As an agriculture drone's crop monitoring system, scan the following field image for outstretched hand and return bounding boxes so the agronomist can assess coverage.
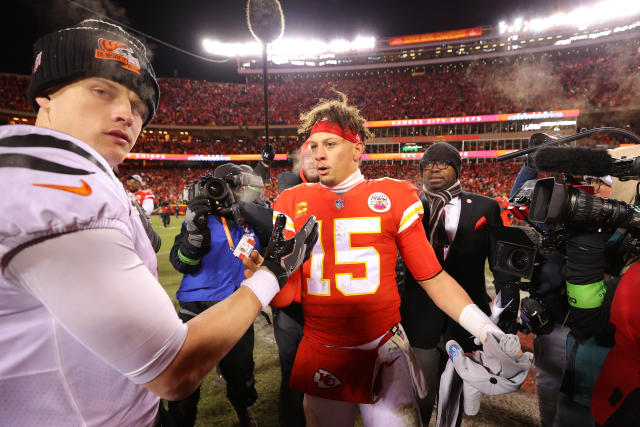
[447,333,532,396]
[261,214,318,287]
[243,250,263,279]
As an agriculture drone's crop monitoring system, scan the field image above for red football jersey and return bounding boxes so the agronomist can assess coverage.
[134,189,155,206]
[272,178,441,346]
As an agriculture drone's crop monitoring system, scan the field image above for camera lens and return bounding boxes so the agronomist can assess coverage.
[507,249,530,272]
[203,177,229,201]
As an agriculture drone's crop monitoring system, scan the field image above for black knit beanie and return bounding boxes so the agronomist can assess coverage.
[28,19,159,127]
[420,142,461,177]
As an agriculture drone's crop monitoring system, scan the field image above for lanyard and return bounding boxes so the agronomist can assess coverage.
[220,216,236,250]
[221,216,251,251]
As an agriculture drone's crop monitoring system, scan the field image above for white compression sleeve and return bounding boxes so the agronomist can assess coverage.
[458,304,504,343]
[142,198,155,216]
[241,267,280,309]
[6,228,187,384]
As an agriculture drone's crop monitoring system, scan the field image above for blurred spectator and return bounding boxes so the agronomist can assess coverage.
[118,160,520,206]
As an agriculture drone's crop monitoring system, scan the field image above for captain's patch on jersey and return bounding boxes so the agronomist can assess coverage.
[367,192,391,213]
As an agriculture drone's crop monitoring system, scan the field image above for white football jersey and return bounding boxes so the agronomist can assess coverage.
[0,125,160,426]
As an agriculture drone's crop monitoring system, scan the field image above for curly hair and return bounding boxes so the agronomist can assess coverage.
[298,90,373,142]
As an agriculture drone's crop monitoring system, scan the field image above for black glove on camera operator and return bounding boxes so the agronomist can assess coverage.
[260,143,275,167]
[495,279,521,335]
[171,163,274,276]
[517,249,568,336]
[170,196,212,273]
[564,230,616,346]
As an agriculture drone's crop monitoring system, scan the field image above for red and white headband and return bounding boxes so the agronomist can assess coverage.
[310,118,363,145]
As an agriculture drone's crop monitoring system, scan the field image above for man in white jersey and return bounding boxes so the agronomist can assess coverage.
[0,19,316,426]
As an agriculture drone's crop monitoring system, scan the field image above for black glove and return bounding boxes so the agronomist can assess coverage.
[262,214,318,287]
[260,143,275,166]
[519,297,553,335]
[185,197,211,250]
[494,278,520,335]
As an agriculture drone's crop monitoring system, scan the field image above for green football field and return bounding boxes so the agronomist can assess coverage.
[150,216,538,427]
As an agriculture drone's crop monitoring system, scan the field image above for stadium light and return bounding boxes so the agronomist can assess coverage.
[499,0,640,34]
[202,35,376,61]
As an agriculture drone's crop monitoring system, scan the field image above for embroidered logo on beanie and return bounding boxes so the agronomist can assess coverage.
[95,38,141,74]
[28,19,159,127]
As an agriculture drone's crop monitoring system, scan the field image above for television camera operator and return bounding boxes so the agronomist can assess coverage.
[505,146,572,427]
[497,140,640,426]
[168,163,271,427]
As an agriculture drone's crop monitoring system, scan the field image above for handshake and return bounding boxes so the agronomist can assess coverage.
[261,213,318,287]
[241,214,318,307]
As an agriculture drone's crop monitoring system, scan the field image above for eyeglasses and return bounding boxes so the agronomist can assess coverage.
[423,160,453,170]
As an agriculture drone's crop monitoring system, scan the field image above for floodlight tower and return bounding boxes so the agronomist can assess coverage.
[246,0,285,167]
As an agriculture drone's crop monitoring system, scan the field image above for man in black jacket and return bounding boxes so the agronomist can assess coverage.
[399,143,518,424]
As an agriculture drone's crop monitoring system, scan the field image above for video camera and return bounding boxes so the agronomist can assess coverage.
[490,127,640,281]
[485,128,640,335]
[182,170,264,216]
[491,175,640,279]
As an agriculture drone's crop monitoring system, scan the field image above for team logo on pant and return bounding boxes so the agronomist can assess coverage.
[313,368,341,389]
[367,192,391,212]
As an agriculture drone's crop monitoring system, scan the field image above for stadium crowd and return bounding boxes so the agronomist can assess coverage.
[4,16,640,427]
[118,159,521,206]
[133,133,302,155]
[2,42,639,127]
[105,42,640,126]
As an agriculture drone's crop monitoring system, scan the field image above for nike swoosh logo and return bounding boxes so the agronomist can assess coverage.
[385,356,401,367]
[33,179,92,196]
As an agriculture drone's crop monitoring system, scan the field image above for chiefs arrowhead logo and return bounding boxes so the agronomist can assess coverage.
[313,368,341,389]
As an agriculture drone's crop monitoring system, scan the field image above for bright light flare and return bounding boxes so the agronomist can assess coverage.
[203,35,376,61]
[202,39,261,57]
[499,0,640,34]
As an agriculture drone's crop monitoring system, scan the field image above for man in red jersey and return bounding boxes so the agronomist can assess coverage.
[127,173,156,217]
[269,93,522,426]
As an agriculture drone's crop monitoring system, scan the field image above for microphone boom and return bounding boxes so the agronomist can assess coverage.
[533,147,612,177]
[247,0,285,44]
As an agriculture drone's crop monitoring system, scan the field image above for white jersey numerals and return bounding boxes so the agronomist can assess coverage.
[307,221,330,296]
[306,218,382,296]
